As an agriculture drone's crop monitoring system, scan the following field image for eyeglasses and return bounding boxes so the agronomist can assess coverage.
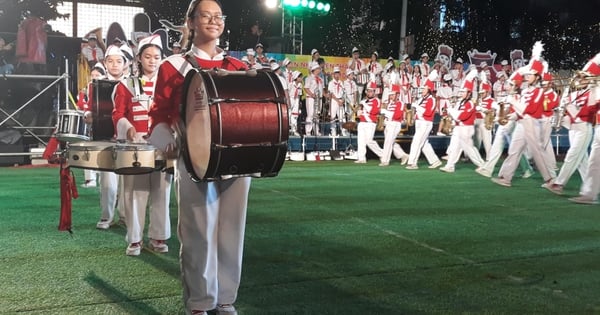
[195,12,227,24]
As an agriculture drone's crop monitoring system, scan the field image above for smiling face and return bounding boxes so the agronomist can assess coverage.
[187,0,225,45]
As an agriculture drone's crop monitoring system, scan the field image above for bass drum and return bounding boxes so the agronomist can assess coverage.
[90,79,118,140]
[181,69,289,182]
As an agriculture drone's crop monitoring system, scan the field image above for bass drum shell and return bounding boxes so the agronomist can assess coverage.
[181,69,289,181]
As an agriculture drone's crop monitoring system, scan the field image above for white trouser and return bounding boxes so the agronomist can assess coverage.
[481,121,515,171]
[123,171,172,244]
[289,97,300,133]
[407,119,440,166]
[445,125,484,169]
[498,117,552,182]
[356,122,382,161]
[329,99,343,136]
[176,159,251,313]
[84,169,97,182]
[474,118,492,159]
[305,97,320,135]
[580,125,600,200]
[381,121,407,163]
[554,122,592,186]
[539,117,557,177]
[99,171,125,223]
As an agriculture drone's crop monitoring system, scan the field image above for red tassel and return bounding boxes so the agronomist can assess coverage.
[43,136,59,161]
[59,165,73,233]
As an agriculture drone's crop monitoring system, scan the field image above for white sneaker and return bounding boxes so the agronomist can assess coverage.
[406,164,418,170]
[522,169,534,179]
[439,166,455,173]
[378,162,389,167]
[96,220,110,230]
[428,160,442,169]
[491,177,511,187]
[475,168,492,178]
[216,304,237,315]
[149,239,168,253]
[354,160,367,164]
[568,195,599,205]
[400,155,409,165]
[126,242,142,256]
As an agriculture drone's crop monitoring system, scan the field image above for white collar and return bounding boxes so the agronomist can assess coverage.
[191,45,225,61]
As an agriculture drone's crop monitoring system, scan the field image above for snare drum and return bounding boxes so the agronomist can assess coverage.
[181,68,289,181]
[66,141,114,171]
[56,110,89,142]
[113,143,156,175]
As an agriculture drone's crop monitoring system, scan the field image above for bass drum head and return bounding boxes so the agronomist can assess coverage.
[182,69,211,180]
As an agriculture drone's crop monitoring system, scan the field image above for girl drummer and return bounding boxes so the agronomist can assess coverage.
[147,1,249,314]
[112,34,172,256]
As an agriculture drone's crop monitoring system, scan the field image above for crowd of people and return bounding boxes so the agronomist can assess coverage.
[15,0,596,313]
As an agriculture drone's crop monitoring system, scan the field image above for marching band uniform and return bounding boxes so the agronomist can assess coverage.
[328,67,345,136]
[379,85,409,166]
[450,58,465,91]
[435,74,454,136]
[254,43,269,66]
[570,53,600,204]
[304,62,324,136]
[344,68,359,112]
[289,71,303,136]
[97,44,129,230]
[473,74,494,159]
[440,69,484,172]
[544,77,596,194]
[493,71,510,99]
[539,73,559,177]
[406,70,442,169]
[368,52,383,95]
[148,45,250,315]
[419,53,430,75]
[347,47,367,96]
[398,61,412,105]
[381,60,399,103]
[492,42,553,187]
[355,81,383,163]
[112,35,171,256]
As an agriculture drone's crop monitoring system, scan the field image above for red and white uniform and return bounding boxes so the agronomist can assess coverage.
[578,87,600,201]
[444,99,484,170]
[148,46,250,312]
[497,86,553,183]
[289,80,303,135]
[398,69,412,104]
[407,94,441,166]
[81,45,104,65]
[328,78,345,135]
[380,99,408,164]
[303,73,324,135]
[540,88,560,176]
[474,96,495,159]
[553,89,597,187]
[347,57,366,76]
[112,75,172,249]
[356,97,383,162]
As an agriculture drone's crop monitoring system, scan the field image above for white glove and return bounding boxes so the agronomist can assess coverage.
[414,105,425,116]
[448,108,459,120]
[507,112,518,121]
[147,123,176,152]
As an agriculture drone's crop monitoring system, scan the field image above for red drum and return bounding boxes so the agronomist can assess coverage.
[181,69,289,182]
[90,79,118,141]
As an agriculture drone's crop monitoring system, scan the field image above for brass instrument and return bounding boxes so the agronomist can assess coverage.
[484,109,495,130]
[497,102,510,126]
[376,100,389,132]
[551,75,577,130]
[405,104,415,127]
[440,113,453,135]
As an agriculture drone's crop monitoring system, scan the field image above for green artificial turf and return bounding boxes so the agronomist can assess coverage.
[0,161,599,315]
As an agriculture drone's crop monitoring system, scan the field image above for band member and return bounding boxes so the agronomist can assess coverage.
[327,67,345,136]
[539,72,559,177]
[355,81,383,163]
[244,48,262,69]
[289,71,303,136]
[440,69,484,172]
[308,48,320,72]
[398,60,412,104]
[347,46,367,96]
[493,71,509,99]
[112,35,172,256]
[96,44,130,230]
[77,63,105,188]
[254,42,269,66]
[368,51,383,95]
[492,41,554,187]
[406,70,442,169]
[544,72,597,195]
[435,74,454,136]
[451,57,465,91]
[379,85,409,166]
[381,59,399,103]
[474,72,493,159]
[147,1,251,313]
[419,53,430,75]
[569,53,600,204]
[304,62,324,136]
[501,59,512,78]
[81,33,104,67]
